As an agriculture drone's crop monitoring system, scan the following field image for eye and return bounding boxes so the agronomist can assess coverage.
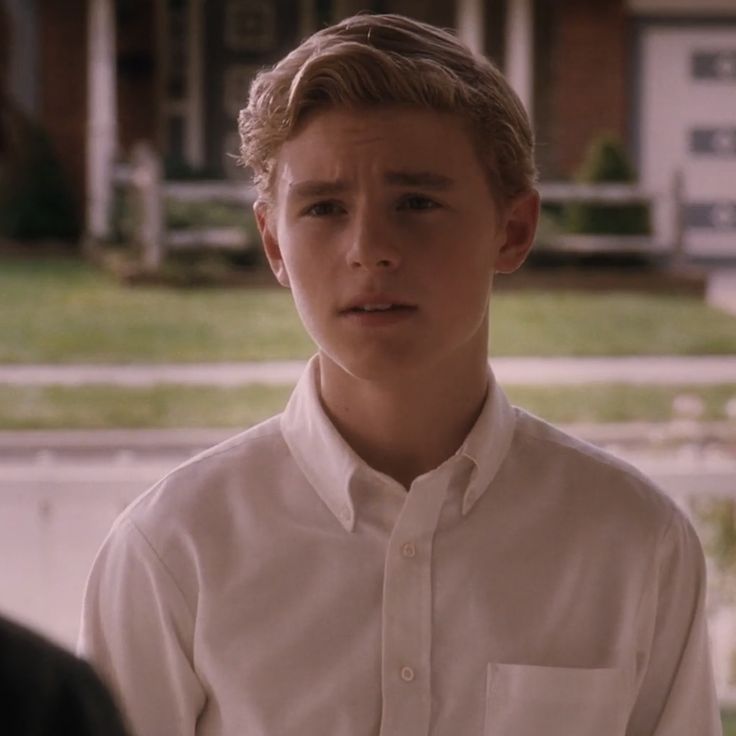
[398,194,440,211]
[303,200,345,217]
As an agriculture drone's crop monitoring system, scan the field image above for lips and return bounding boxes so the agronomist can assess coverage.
[344,303,415,314]
[352,303,394,312]
[340,295,417,314]
[337,296,418,327]
[340,302,417,316]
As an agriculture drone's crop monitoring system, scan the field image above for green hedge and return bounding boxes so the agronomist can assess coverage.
[565,134,651,236]
[0,101,80,241]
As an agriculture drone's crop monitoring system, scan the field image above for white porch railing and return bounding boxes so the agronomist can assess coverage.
[113,143,686,270]
[113,142,257,271]
[537,173,686,260]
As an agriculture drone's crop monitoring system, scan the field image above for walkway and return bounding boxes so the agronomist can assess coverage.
[0,356,734,386]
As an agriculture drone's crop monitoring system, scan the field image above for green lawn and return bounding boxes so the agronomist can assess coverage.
[1,383,732,430]
[506,383,736,425]
[724,710,736,736]
[1,258,735,363]
[0,383,292,430]
[0,258,314,363]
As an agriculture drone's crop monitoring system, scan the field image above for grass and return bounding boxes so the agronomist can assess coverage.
[0,383,733,430]
[1,257,736,363]
[505,383,736,424]
[0,384,292,430]
[724,711,736,736]
[490,290,736,356]
[0,258,314,363]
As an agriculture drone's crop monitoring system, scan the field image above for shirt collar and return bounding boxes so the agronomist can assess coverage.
[280,356,362,532]
[458,367,518,515]
[280,356,517,531]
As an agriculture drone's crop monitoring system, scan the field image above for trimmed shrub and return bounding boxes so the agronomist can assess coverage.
[565,134,651,236]
[0,101,80,242]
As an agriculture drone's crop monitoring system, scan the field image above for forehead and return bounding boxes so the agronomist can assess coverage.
[273,106,487,193]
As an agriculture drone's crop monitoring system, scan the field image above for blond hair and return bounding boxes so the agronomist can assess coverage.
[238,13,536,204]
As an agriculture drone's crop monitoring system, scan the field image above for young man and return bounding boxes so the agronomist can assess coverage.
[79,13,721,736]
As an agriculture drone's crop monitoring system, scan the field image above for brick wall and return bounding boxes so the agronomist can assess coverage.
[39,0,87,219]
[0,3,8,97]
[538,0,629,178]
[38,1,157,226]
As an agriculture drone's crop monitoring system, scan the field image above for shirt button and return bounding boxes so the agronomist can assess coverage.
[401,542,416,558]
[400,666,415,682]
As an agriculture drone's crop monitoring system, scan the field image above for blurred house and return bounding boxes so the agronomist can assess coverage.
[1,0,735,257]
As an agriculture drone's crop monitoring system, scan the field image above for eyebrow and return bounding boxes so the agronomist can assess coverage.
[288,180,349,198]
[287,170,456,198]
[384,170,455,189]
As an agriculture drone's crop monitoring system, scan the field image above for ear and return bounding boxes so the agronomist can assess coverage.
[254,200,290,288]
[494,189,540,274]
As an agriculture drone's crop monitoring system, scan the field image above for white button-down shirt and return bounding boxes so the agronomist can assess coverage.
[79,357,721,736]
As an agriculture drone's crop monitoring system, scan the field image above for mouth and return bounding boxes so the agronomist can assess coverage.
[341,303,416,315]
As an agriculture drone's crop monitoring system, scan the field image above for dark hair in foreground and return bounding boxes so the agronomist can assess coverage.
[0,615,129,736]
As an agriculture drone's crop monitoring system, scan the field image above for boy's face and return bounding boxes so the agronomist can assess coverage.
[255,106,538,383]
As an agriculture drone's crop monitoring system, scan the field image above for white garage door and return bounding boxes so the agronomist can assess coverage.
[639,23,736,257]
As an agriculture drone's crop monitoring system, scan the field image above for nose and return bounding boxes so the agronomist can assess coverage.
[346,210,401,271]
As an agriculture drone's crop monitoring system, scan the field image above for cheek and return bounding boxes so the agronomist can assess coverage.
[288,286,327,350]
[438,234,496,288]
[282,248,324,293]
[279,248,331,328]
[436,252,494,324]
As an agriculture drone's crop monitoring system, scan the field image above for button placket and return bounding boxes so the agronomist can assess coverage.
[380,467,452,735]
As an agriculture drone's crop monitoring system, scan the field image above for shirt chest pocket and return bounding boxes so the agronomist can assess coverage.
[484,663,629,736]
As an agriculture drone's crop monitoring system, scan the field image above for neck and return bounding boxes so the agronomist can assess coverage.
[318,352,489,489]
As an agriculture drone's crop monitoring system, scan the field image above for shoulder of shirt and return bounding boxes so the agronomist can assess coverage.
[90,416,289,616]
[510,405,682,532]
[113,413,285,532]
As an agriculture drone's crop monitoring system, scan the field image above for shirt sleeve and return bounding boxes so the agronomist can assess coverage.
[78,517,206,736]
[627,506,722,736]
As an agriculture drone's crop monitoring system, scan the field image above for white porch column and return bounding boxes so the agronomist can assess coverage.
[505,0,534,119]
[86,0,118,241]
[456,0,485,55]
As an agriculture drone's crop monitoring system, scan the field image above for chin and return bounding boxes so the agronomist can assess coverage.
[318,343,427,384]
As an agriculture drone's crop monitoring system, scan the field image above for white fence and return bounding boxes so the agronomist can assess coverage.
[114,142,257,270]
[537,174,685,260]
[113,143,687,270]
